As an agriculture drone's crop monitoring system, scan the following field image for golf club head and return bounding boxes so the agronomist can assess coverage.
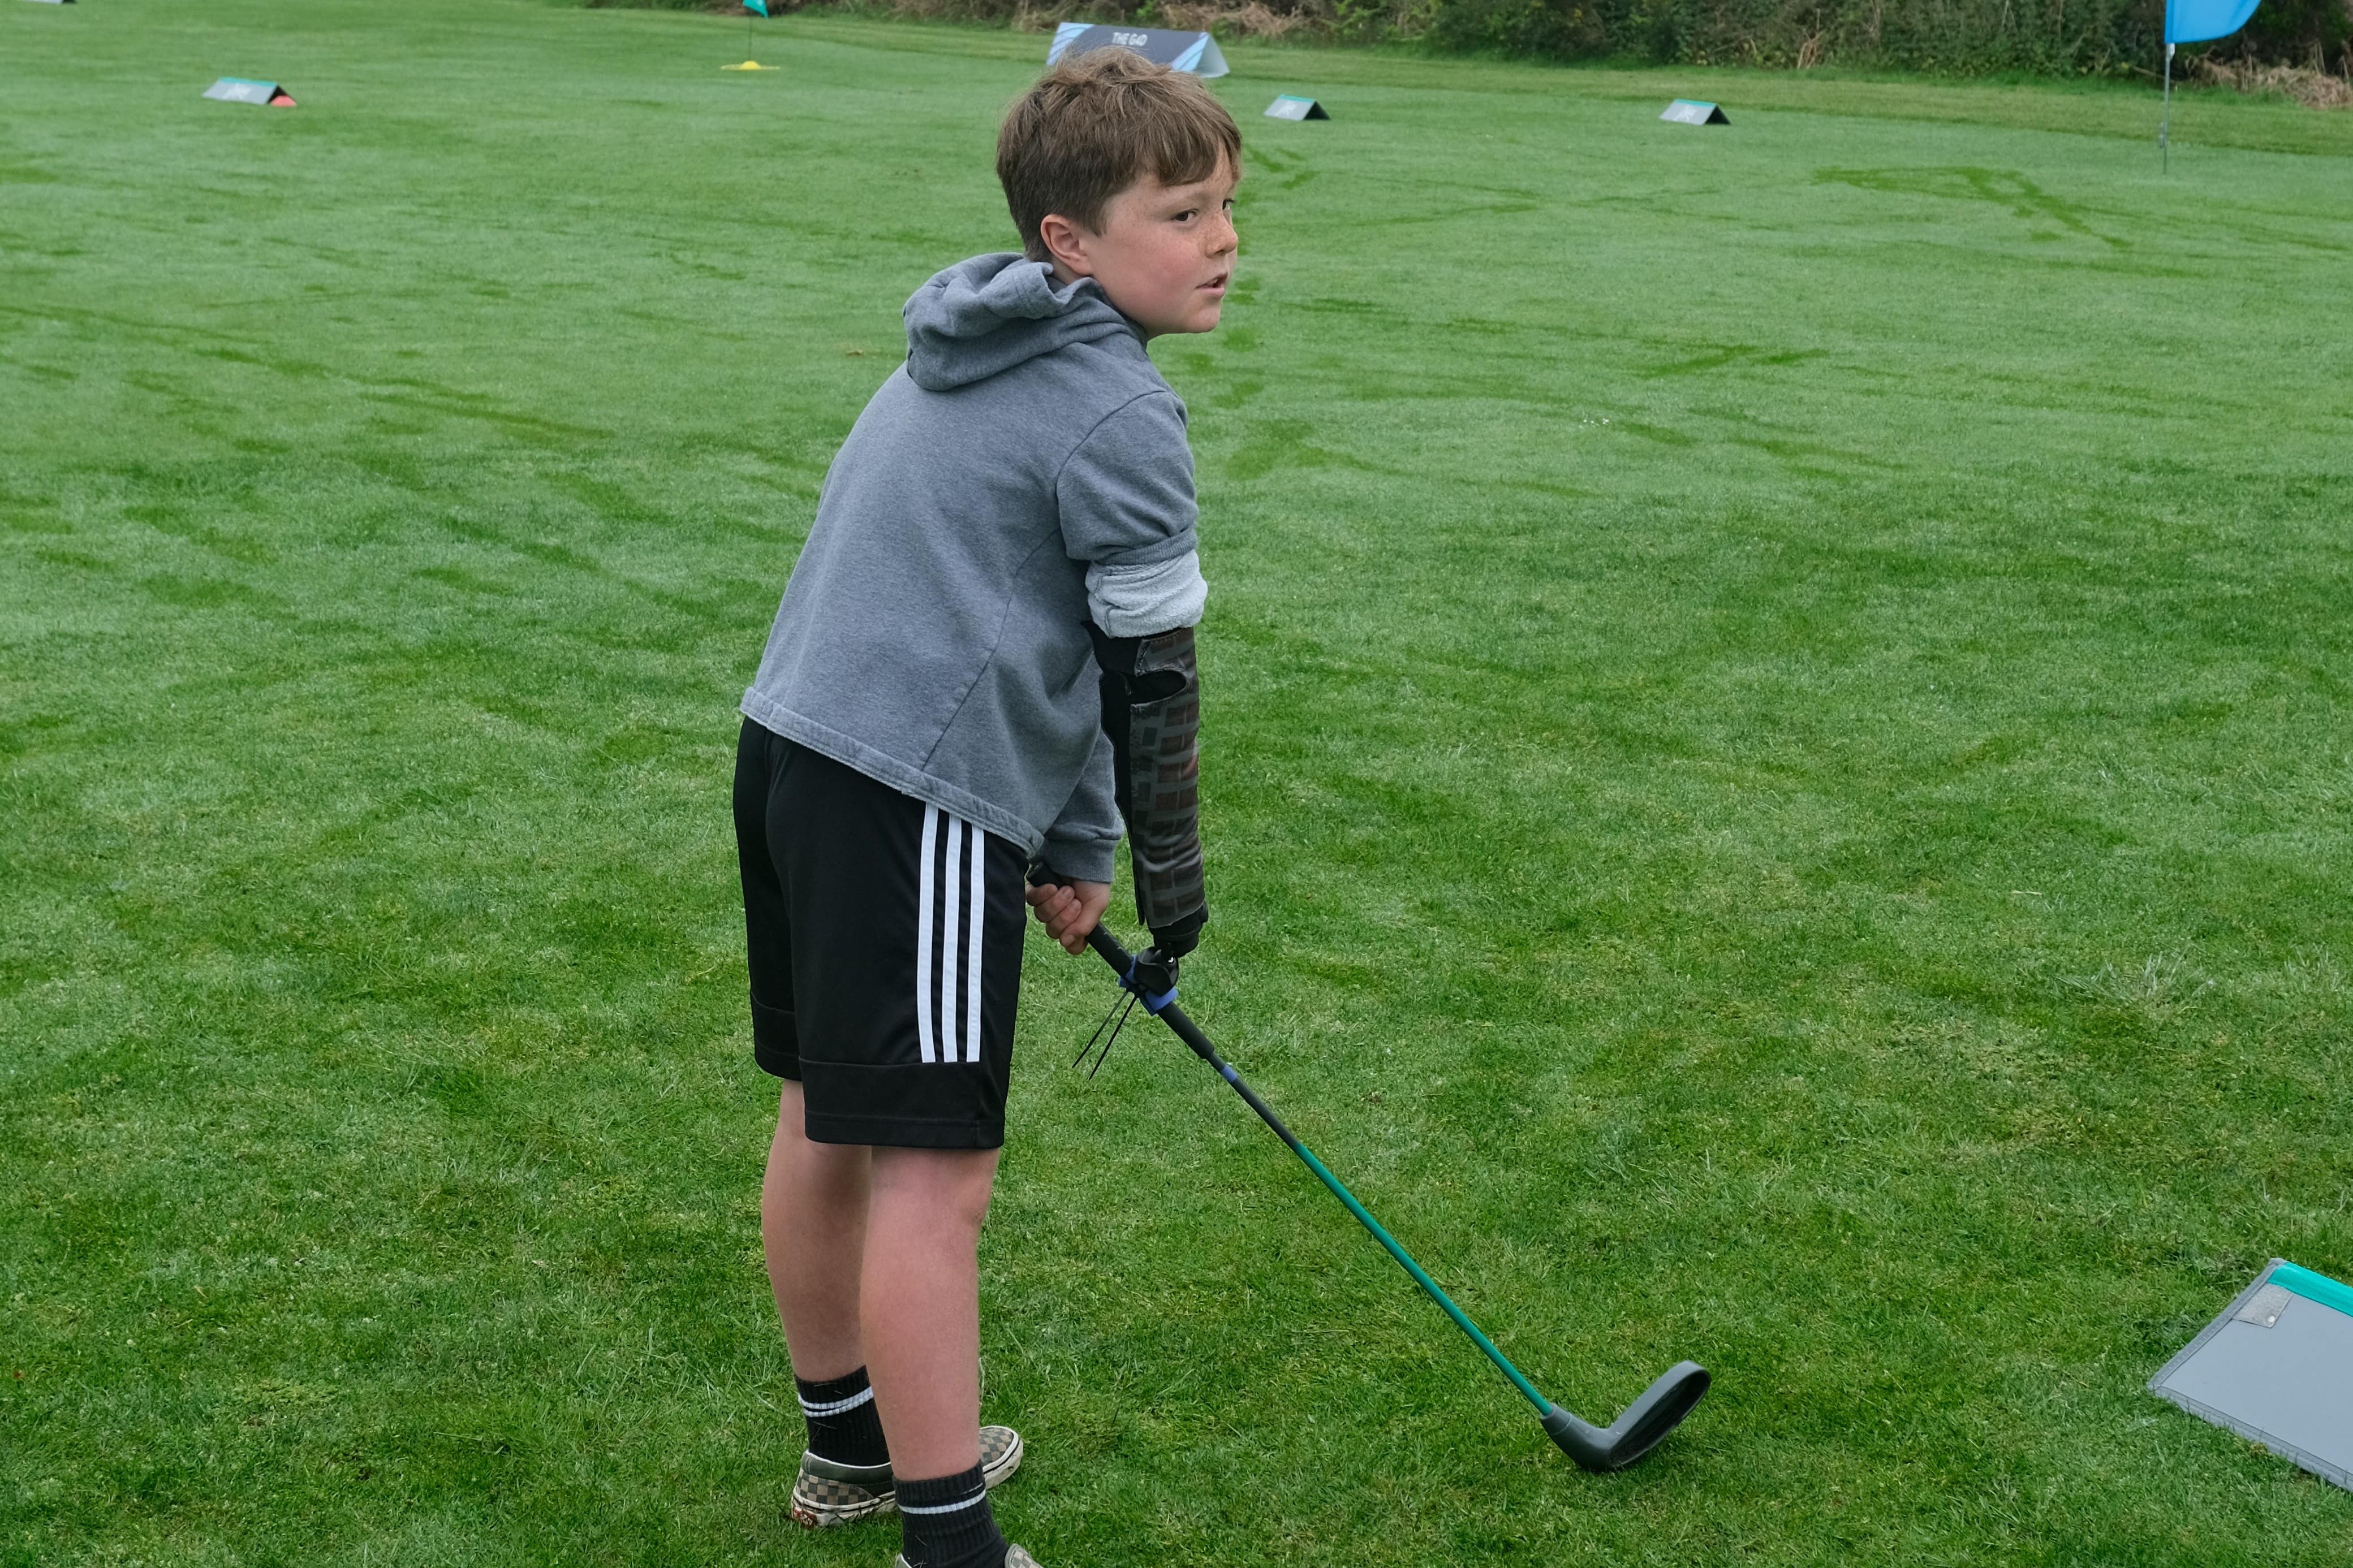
[1540,1361,1710,1471]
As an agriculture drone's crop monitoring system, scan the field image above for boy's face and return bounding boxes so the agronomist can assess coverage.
[1041,158,1239,339]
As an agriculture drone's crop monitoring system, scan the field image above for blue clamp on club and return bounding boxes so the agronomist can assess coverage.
[1076,944,1176,1078]
[1119,952,1179,1014]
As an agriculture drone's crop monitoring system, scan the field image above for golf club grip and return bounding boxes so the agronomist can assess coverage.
[1084,923,1131,968]
[1029,877,1146,972]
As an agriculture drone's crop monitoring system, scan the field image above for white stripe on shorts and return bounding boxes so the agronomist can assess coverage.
[940,817,963,1062]
[964,815,985,1064]
[915,803,940,1064]
[913,803,988,1066]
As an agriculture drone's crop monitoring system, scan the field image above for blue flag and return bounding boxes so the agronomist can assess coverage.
[743,0,769,14]
[2166,0,2258,43]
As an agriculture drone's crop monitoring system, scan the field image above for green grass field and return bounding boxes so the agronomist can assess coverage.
[6,1,2352,1562]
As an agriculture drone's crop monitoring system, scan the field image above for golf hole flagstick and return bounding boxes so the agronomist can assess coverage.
[1079,924,1711,1471]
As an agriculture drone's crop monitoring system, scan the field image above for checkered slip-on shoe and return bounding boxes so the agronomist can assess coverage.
[976,1424,1024,1490]
[790,1452,895,1528]
[893,1547,1041,1568]
[790,1424,1024,1529]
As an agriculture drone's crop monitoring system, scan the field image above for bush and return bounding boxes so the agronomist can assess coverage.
[1425,0,2173,72]
[587,0,2353,78]
[2225,0,2353,75]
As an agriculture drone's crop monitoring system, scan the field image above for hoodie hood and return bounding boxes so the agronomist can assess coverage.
[903,253,1141,392]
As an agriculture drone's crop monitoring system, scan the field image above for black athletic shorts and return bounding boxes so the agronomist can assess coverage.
[732,718,1028,1149]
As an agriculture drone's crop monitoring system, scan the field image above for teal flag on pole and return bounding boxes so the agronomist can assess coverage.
[743,0,769,14]
[2166,0,2258,42]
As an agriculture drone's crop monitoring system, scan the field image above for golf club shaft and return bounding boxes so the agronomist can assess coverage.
[1083,926,1552,1418]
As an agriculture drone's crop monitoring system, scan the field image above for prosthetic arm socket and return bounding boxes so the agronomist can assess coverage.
[1088,623,1208,957]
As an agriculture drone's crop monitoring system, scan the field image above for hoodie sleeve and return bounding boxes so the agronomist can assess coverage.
[1037,728,1121,884]
[1058,391,1208,637]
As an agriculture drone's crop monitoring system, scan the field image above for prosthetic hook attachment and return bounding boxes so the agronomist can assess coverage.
[1116,947,1180,1014]
[1070,945,1178,1079]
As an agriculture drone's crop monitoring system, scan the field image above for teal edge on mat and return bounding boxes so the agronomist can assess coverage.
[2272,1262,2353,1319]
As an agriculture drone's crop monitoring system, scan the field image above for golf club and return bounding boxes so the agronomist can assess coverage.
[1077,923,1710,1471]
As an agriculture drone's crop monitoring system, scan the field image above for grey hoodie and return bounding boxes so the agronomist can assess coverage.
[740,253,1208,883]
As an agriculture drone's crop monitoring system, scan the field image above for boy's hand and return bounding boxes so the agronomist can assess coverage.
[1024,877,1111,954]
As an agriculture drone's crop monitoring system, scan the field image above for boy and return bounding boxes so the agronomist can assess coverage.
[731,49,1239,1568]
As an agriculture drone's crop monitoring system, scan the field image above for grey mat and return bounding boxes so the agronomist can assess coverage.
[2149,1258,2353,1492]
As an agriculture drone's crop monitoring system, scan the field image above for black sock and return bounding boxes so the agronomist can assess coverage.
[794,1367,889,1468]
[897,1463,1006,1568]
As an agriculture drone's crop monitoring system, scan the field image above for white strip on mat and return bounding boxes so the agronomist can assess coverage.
[915,803,939,1064]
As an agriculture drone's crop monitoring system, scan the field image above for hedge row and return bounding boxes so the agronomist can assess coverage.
[600,0,2352,77]
[1415,0,2350,73]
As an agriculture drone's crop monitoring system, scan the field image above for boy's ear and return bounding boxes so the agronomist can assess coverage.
[1038,212,1096,279]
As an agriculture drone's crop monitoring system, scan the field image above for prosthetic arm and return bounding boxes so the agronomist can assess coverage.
[1087,621,1207,958]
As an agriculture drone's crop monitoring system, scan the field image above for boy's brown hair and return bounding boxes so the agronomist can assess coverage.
[997,49,1241,264]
